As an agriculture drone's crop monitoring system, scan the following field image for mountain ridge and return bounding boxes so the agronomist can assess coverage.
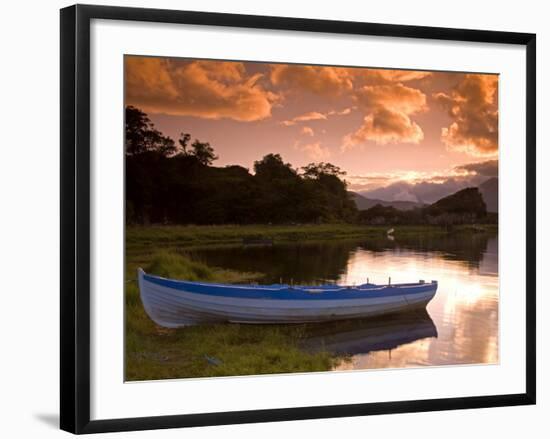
[351,177,498,213]
[348,191,425,211]
[479,177,498,213]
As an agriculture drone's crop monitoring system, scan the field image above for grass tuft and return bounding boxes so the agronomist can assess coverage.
[146,251,215,281]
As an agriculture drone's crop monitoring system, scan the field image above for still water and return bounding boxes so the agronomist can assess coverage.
[190,232,499,369]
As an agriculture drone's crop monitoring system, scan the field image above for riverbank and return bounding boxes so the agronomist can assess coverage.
[127,223,497,249]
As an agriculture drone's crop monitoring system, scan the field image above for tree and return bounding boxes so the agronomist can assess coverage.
[178,132,191,155]
[125,106,152,155]
[301,162,346,179]
[190,140,218,165]
[254,154,297,180]
[125,105,177,156]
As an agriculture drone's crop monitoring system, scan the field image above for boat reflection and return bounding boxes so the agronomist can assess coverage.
[302,309,437,357]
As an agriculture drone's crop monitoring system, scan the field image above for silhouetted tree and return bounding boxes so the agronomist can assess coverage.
[178,132,191,155]
[125,106,176,156]
[302,162,345,179]
[254,154,296,180]
[190,140,218,165]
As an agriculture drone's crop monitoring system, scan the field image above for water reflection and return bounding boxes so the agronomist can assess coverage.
[334,239,498,369]
[303,309,437,356]
[191,233,499,369]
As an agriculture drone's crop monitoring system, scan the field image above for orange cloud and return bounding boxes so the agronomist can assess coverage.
[354,69,432,85]
[343,83,427,148]
[272,65,430,146]
[298,142,331,161]
[125,56,277,121]
[281,112,325,126]
[282,108,351,126]
[355,83,427,114]
[270,65,430,98]
[301,126,314,136]
[376,70,432,82]
[270,65,353,97]
[343,108,424,148]
[434,74,498,157]
[328,107,352,116]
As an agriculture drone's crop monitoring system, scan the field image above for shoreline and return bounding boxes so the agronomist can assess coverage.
[127,223,498,250]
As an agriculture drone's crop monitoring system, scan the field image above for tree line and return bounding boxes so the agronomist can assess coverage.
[125,106,357,225]
[125,106,493,227]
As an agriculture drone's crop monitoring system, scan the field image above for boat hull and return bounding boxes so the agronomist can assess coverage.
[138,269,437,328]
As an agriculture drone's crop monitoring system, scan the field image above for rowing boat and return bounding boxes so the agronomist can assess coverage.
[138,269,437,328]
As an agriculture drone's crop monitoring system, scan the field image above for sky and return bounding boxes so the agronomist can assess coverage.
[125,55,499,204]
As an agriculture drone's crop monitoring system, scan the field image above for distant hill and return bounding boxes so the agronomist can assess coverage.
[479,177,498,213]
[424,187,486,218]
[349,191,424,211]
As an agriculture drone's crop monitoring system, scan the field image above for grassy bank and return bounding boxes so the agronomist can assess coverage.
[125,252,340,380]
[127,223,497,250]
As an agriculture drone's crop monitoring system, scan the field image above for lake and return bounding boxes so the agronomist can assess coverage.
[189,232,499,370]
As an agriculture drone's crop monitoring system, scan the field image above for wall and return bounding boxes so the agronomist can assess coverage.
[0,0,546,437]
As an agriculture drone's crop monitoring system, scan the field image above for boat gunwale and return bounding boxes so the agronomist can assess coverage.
[139,269,438,301]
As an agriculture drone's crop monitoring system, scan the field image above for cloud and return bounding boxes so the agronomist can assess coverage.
[270,65,431,99]
[454,159,498,177]
[355,83,427,114]
[434,74,498,157]
[272,65,430,147]
[294,141,331,161]
[302,142,331,160]
[351,159,497,203]
[355,69,432,85]
[282,108,352,126]
[343,108,424,148]
[282,111,327,126]
[301,126,314,136]
[328,107,352,116]
[343,83,427,148]
[375,70,432,82]
[125,57,277,121]
[270,65,353,97]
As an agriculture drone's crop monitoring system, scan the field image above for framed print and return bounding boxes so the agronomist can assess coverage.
[60,4,536,434]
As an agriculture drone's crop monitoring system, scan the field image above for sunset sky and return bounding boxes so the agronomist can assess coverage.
[125,56,498,204]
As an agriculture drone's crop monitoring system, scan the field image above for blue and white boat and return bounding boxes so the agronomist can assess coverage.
[138,268,438,328]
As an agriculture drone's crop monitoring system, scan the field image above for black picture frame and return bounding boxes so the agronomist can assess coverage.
[60,4,536,434]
